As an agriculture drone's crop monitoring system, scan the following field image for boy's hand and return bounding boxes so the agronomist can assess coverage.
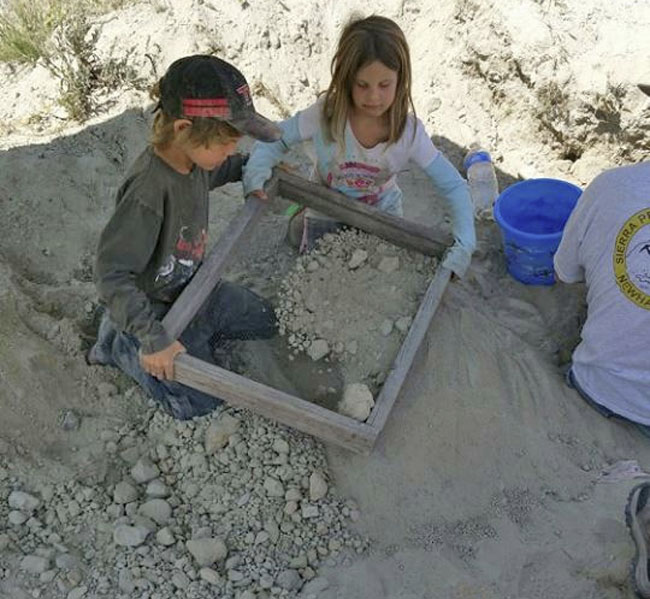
[140,341,186,381]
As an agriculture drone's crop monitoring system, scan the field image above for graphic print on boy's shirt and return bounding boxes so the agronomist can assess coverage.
[154,225,207,298]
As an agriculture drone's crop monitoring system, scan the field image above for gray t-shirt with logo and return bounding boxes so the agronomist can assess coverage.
[95,146,245,354]
[554,162,650,423]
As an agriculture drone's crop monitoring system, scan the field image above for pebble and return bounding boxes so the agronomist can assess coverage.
[130,458,159,484]
[395,316,412,333]
[272,439,290,454]
[300,576,329,596]
[113,481,138,504]
[155,527,175,546]
[378,256,400,273]
[348,249,368,269]
[8,490,40,512]
[20,555,50,574]
[199,567,222,584]
[113,525,149,547]
[338,383,375,421]
[67,586,88,599]
[307,339,329,362]
[276,568,302,591]
[138,499,172,525]
[301,504,319,519]
[264,477,284,498]
[309,471,328,501]
[9,510,28,525]
[380,319,394,336]
[186,537,228,566]
[172,571,190,589]
[205,414,240,454]
[145,479,169,498]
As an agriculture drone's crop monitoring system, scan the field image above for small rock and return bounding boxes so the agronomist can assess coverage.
[186,537,228,567]
[139,499,171,525]
[346,340,358,355]
[238,591,257,599]
[380,319,393,336]
[301,504,319,519]
[338,383,375,421]
[131,458,159,484]
[156,527,175,546]
[172,571,190,589]
[309,471,328,501]
[307,339,329,362]
[113,481,138,504]
[205,414,240,454]
[285,488,302,501]
[113,525,149,547]
[9,510,28,525]
[8,491,40,512]
[378,256,399,273]
[276,568,302,591]
[145,479,169,498]
[67,587,88,599]
[300,576,330,597]
[395,316,412,333]
[348,249,368,269]
[20,555,50,574]
[200,567,222,585]
[264,477,284,498]
[272,439,290,454]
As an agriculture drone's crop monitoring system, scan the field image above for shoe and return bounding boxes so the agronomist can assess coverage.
[626,483,650,598]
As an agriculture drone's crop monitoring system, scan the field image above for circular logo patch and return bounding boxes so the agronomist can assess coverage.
[613,208,650,309]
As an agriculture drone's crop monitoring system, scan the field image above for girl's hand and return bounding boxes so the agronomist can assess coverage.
[248,189,269,201]
[140,341,186,381]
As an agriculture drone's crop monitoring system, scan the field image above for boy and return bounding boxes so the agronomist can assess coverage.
[89,55,281,420]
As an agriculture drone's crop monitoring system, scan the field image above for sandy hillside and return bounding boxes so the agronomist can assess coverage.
[1,0,650,598]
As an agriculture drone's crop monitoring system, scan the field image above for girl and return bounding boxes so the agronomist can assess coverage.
[243,15,476,277]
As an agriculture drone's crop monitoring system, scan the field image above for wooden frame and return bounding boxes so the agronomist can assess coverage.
[164,170,452,454]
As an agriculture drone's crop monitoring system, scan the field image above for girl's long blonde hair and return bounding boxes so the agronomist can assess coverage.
[323,15,415,145]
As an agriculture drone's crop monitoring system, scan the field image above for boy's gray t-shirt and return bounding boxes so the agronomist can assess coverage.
[96,146,245,354]
[554,162,650,423]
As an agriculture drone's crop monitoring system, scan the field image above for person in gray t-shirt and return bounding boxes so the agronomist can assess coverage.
[89,55,281,420]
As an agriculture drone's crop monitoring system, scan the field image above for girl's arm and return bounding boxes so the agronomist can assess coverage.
[243,110,311,196]
[422,154,477,278]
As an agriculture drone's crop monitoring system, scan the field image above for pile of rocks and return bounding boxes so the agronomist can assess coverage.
[276,228,437,389]
[0,398,369,599]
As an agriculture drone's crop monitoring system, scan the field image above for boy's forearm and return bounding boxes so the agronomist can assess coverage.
[209,153,249,189]
[96,272,173,354]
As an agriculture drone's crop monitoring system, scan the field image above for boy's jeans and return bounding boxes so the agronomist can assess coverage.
[90,281,276,420]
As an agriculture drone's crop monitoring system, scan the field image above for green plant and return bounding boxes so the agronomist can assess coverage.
[0,0,67,63]
[43,12,144,120]
[0,0,131,64]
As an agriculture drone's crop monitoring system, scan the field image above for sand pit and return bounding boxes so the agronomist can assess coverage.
[1,1,650,598]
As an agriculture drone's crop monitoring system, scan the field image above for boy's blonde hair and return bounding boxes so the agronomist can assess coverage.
[149,79,241,149]
[323,15,415,145]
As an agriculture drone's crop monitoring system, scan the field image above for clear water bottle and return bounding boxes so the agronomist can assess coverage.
[463,144,499,220]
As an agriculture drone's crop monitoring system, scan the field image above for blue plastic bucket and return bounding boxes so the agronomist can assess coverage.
[493,178,582,285]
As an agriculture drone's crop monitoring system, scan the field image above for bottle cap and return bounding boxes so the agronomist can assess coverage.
[463,150,492,171]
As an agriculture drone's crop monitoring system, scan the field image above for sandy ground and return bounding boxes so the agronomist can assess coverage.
[2,0,650,597]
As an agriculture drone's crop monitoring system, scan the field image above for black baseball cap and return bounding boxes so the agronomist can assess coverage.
[639,84,650,97]
[159,55,281,142]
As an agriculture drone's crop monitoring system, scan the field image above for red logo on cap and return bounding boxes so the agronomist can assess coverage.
[236,84,252,106]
